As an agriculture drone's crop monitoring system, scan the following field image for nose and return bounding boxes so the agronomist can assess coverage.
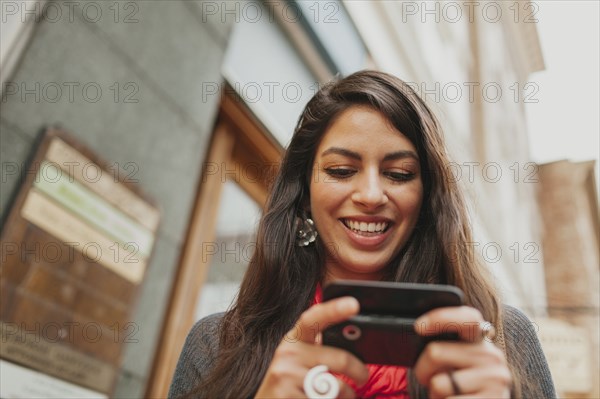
[351,170,389,209]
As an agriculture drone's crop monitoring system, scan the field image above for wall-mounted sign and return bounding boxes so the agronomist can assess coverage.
[0,359,108,399]
[0,128,160,396]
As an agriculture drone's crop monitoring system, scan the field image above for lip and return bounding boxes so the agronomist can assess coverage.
[340,217,393,248]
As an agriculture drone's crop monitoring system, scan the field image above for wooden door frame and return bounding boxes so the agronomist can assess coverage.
[145,88,283,397]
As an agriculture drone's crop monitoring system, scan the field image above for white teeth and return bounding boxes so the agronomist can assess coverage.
[344,219,388,233]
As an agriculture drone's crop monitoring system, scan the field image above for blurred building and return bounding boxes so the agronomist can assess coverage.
[535,160,599,397]
[1,0,597,397]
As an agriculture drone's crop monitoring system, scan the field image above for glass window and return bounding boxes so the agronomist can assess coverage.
[194,180,262,320]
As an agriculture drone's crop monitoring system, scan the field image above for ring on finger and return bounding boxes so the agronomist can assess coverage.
[480,321,496,342]
[447,370,463,395]
[303,365,340,399]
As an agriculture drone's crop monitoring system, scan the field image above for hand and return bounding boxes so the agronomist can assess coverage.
[413,306,511,399]
[255,297,369,398]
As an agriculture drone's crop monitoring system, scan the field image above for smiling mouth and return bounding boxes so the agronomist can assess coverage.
[341,219,391,236]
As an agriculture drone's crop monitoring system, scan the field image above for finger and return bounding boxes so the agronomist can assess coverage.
[337,378,357,399]
[272,340,368,387]
[299,344,369,387]
[428,367,512,399]
[414,341,506,386]
[428,369,474,398]
[429,371,457,399]
[290,297,360,344]
[414,306,490,342]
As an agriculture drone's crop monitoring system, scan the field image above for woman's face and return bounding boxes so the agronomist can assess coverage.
[310,105,424,282]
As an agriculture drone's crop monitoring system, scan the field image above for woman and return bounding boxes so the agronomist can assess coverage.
[169,70,556,398]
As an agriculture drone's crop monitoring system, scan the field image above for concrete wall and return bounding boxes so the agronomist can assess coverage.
[0,1,233,396]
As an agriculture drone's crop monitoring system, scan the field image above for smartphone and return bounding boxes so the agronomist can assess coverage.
[321,280,465,367]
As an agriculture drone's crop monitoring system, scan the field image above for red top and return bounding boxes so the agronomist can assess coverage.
[312,285,409,399]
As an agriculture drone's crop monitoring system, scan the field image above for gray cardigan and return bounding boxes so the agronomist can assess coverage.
[169,305,556,398]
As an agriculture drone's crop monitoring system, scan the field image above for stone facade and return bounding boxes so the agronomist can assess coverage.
[536,160,599,397]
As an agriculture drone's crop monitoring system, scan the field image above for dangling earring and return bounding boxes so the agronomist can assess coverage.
[296,217,318,247]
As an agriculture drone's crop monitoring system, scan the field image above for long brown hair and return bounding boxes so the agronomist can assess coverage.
[191,70,518,398]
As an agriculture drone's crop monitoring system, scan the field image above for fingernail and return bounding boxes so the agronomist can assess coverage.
[414,316,428,328]
[337,297,359,312]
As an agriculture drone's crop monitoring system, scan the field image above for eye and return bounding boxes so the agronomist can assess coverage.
[383,171,416,182]
[324,168,356,178]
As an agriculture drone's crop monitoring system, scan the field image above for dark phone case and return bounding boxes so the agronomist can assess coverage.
[322,281,464,367]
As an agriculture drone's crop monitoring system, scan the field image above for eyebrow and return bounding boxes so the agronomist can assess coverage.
[321,147,419,162]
